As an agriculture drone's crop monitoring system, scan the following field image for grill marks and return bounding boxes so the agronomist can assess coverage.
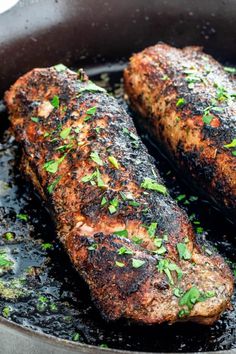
[5,66,233,325]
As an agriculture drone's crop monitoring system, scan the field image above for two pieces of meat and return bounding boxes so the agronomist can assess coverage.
[5,67,233,325]
[124,43,236,221]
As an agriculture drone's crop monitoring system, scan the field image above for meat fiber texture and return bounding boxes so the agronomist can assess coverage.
[124,43,236,222]
[5,66,233,325]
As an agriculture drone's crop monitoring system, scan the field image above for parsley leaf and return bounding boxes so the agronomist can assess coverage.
[113,229,128,237]
[47,176,62,194]
[224,139,236,149]
[16,213,28,221]
[132,259,146,268]
[108,155,120,169]
[79,81,106,94]
[115,261,125,267]
[176,98,186,107]
[31,117,39,123]
[51,95,60,109]
[177,243,192,260]
[60,127,72,139]
[117,246,133,255]
[141,178,167,194]
[90,151,103,166]
[54,64,67,72]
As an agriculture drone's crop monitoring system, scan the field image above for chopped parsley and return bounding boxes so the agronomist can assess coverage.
[72,332,81,342]
[101,196,107,206]
[84,106,97,121]
[176,194,186,202]
[3,232,15,241]
[31,117,39,123]
[160,75,169,81]
[108,155,120,169]
[177,243,192,260]
[113,229,128,237]
[147,222,158,238]
[51,95,60,109]
[41,243,53,250]
[123,128,139,149]
[2,306,12,318]
[43,155,66,174]
[81,169,106,188]
[173,287,183,298]
[54,63,67,72]
[141,178,167,194]
[96,169,106,188]
[178,286,215,317]
[0,251,14,268]
[224,66,236,74]
[16,213,28,221]
[132,259,145,268]
[224,139,236,149]
[88,244,97,251]
[157,259,182,285]
[117,246,133,255]
[60,127,72,139]
[47,176,62,194]
[128,200,140,207]
[176,98,186,107]
[109,198,119,214]
[90,151,103,166]
[132,236,143,244]
[202,111,214,124]
[115,261,125,267]
[183,69,202,89]
[78,81,106,94]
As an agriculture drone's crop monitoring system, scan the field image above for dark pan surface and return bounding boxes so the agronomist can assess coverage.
[0,66,235,352]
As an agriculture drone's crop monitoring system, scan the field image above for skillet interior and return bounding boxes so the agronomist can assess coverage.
[0,0,235,353]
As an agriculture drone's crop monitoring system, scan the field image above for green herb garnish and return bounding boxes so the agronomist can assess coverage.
[2,306,12,318]
[78,81,106,94]
[177,243,192,260]
[132,259,145,268]
[147,222,158,238]
[90,151,103,166]
[115,261,125,267]
[224,66,236,74]
[31,117,39,123]
[72,333,80,342]
[84,106,97,121]
[47,176,62,194]
[60,127,72,139]
[88,244,97,251]
[108,155,120,169]
[141,178,167,194]
[176,98,186,107]
[101,196,107,206]
[44,155,66,174]
[16,213,28,221]
[109,198,119,214]
[117,246,133,255]
[0,251,14,268]
[132,236,143,245]
[51,95,60,109]
[113,229,128,237]
[54,63,67,72]
[157,259,182,285]
[178,286,215,318]
[41,243,53,250]
[224,139,236,149]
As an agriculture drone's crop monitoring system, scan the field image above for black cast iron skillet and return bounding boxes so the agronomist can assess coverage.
[0,1,235,353]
